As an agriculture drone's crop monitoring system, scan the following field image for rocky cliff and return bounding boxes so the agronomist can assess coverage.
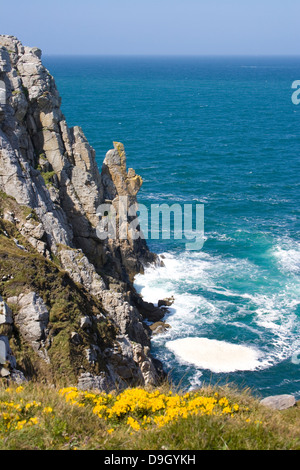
[0,35,165,389]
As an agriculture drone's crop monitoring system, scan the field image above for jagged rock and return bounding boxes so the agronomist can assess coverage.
[134,296,166,322]
[80,316,92,330]
[3,211,15,224]
[10,369,27,384]
[21,221,45,240]
[0,335,17,369]
[0,294,13,325]
[85,345,101,365]
[131,342,158,386]
[101,142,157,282]
[0,338,6,364]
[58,247,106,295]
[0,35,163,388]
[150,321,171,336]
[0,367,10,377]
[77,372,115,392]
[14,292,49,344]
[102,142,143,199]
[104,335,144,384]
[260,395,296,410]
[158,296,175,308]
[101,290,150,347]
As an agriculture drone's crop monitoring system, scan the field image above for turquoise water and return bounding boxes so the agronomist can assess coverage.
[45,56,300,398]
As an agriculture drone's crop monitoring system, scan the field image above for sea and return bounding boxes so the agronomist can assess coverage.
[44,55,300,398]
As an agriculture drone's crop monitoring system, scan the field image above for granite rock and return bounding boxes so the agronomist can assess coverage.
[0,35,164,388]
[260,394,296,410]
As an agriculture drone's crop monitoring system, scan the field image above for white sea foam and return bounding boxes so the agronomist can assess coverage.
[273,240,300,274]
[135,251,224,325]
[166,337,263,373]
[134,242,300,377]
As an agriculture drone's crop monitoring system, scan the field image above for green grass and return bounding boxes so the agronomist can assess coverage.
[40,170,56,186]
[0,382,299,450]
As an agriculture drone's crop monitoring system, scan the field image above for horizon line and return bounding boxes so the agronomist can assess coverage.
[43,53,300,58]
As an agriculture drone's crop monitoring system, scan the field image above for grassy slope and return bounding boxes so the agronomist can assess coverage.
[0,382,299,450]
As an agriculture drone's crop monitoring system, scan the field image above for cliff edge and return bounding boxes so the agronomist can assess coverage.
[0,35,165,389]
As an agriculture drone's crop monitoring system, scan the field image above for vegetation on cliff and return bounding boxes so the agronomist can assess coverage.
[0,193,116,384]
[0,381,299,450]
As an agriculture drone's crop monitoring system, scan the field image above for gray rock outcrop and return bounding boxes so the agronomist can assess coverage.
[0,35,165,389]
[0,294,13,325]
[0,294,25,382]
[260,394,296,411]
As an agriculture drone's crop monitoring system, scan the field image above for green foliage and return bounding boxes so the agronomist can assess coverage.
[40,170,56,186]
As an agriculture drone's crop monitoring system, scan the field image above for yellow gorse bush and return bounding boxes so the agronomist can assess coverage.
[0,385,252,442]
[59,386,242,431]
[0,393,42,433]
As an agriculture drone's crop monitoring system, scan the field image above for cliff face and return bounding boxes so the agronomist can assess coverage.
[0,35,164,389]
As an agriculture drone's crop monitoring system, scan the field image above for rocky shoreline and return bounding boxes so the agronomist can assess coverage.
[0,35,169,390]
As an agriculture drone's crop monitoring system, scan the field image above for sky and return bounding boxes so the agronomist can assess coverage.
[0,0,299,56]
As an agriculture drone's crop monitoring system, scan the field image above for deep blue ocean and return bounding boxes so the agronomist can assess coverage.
[44,56,300,398]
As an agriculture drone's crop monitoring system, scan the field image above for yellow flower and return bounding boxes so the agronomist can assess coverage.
[222,406,232,414]
[218,397,229,407]
[28,417,39,426]
[15,419,27,430]
[127,416,140,431]
[57,385,246,432]
[43,407,53,414]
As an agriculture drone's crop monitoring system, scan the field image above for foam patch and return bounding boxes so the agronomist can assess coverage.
[166,337,262,373]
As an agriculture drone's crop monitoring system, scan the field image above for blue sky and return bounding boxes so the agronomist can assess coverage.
[1,0,299,55]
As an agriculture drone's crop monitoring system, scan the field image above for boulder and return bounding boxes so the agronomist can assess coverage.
[77,372,115,392]
[149,321,171,336]
[14,292,49,344]
[134,296,166,322]
[260,394,296,410]
[10,369,27,384]
[0,367,10,377]
[158,296,175,308]
[0,295,13,325]
[0,337,6,364]
[0,335,16,368]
